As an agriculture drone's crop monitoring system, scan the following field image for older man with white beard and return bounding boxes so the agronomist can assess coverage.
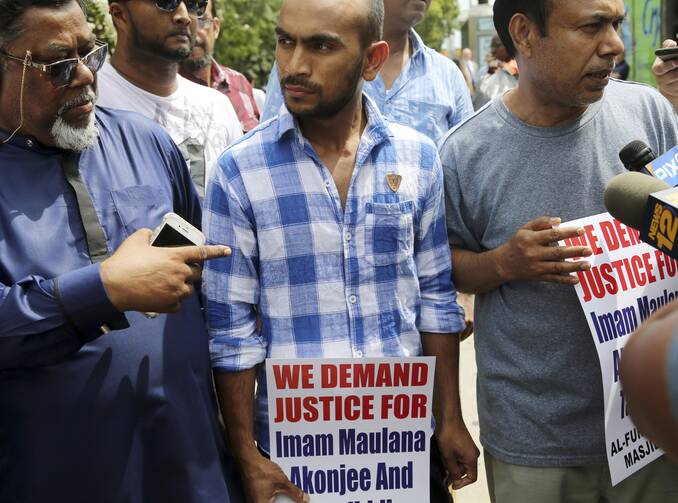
[0,0,244,501]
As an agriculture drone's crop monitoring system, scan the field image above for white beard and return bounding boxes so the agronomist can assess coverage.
[50,111,99,152]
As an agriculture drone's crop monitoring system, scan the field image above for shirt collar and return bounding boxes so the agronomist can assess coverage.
[210,59,230,90]
[409,28,425,58]
[274,93,393,148]
[0,128,62,155]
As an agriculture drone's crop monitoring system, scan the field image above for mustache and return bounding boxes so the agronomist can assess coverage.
[588,62,615,74]
[57,91,96,116]
[280,75,322,94]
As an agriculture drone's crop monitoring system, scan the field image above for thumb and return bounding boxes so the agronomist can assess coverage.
[663,39,677,49]
[274,480,310,503]
[523,216,560,231]
[125,228,154,246]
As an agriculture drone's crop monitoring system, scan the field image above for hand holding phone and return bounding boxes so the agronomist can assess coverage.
[100,224,230,314]
[656,46,678,62]
[654,41,678,114]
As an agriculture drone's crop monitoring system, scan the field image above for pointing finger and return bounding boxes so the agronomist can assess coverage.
[177,245,232,263]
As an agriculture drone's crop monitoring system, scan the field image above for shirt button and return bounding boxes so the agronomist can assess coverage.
[345,232,352,242]
[355,350,364,358]
[325,180,331,188]
[26,139,33,147]
[349,295,357,304]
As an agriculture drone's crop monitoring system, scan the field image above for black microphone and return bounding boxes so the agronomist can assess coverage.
[619,140,657,174]
[604,172,678,258]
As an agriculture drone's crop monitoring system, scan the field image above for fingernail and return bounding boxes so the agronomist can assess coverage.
[583,261,592,270]
[577,227,586,235]
[550,218,561,226]
[583,247,593,256]
[303,494,311,503]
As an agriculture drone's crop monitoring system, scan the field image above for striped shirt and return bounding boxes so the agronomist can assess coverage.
[260,29,474,143]
[203,95,465,450]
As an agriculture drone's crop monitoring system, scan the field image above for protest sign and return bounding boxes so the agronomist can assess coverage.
[561,213,670,485]
[266,357,435,503]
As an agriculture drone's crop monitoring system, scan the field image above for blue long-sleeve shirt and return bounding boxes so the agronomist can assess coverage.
[0,107,237,502]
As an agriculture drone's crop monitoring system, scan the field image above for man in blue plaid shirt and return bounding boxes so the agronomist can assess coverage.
[203,0,479,501]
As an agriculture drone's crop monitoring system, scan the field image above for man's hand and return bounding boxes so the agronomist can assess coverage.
[654,40,678,113]
[435,419,479,490]
[238,450,309,503]
[494,216,592,285]
[100,228,231,313]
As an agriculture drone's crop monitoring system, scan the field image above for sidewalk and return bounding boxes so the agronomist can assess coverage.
[452,337,490,503]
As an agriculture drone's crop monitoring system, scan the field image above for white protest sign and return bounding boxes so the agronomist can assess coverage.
[266,357,435,503]
[561,212,673,485]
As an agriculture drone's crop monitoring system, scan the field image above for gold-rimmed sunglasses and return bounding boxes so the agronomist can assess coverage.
[0,41,108,88]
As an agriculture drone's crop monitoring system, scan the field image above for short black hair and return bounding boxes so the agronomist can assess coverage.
[493,0,556,58]
[362,0,384,48]
[0,0,85,51]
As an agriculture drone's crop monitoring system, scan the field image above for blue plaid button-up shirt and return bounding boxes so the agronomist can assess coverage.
[203,95,465,451]
[260,29,474,144]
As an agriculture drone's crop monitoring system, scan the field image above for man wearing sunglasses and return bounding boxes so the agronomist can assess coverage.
[179,0,260,133]
[0,0,244,501]
[97,0,242,197]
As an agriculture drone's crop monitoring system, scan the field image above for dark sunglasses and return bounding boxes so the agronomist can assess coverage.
[153,0,208,17]
[0,41,108,88]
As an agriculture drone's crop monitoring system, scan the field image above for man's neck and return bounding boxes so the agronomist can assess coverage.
[503,83,588,128]
[380,26,412,90]
[299,93,366,154]
[110,42,179,97]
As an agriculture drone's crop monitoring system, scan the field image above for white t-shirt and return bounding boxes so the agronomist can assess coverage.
[97,61,243,195]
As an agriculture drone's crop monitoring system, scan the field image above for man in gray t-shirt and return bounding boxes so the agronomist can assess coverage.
[441,1,678,501]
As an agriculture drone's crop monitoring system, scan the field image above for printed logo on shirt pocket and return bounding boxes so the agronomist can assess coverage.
[363,201,414,266]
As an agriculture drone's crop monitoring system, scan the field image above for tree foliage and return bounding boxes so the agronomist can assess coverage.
[212,0,281,87]
[85,0,459,86]
[85,0,117,47]
[416,0,460,51]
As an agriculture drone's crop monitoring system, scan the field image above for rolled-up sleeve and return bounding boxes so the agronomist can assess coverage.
[203,154,266,372]
[415,150,466,334]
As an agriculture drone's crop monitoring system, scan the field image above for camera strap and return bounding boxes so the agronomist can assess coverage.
[61,151,110,263]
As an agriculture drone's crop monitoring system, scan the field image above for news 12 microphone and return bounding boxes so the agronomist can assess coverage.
[604,171,678,258]
[619,141,678,185]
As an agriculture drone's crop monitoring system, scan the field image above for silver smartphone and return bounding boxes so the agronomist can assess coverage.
[150,212,205,247]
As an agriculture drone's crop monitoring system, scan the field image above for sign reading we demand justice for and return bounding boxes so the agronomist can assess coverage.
[560,213,674,485]
[266,357,435,503]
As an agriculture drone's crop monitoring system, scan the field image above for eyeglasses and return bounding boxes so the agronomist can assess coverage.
[153,0,208,17]
[196,16,214,29]
[0,41,108,88]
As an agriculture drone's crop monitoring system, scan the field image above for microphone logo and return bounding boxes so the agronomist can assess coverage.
[645,189,678,253]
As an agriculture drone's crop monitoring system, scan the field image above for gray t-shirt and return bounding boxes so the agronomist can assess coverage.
[441,80,678,467]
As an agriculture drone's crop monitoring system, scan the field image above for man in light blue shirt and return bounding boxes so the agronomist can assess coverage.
[259,0,473,144]
[203,0,478,502]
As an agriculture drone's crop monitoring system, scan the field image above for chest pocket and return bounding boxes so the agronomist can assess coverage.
[392,100,448,140]
[111,185,170,238]
[363,201,414,266]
